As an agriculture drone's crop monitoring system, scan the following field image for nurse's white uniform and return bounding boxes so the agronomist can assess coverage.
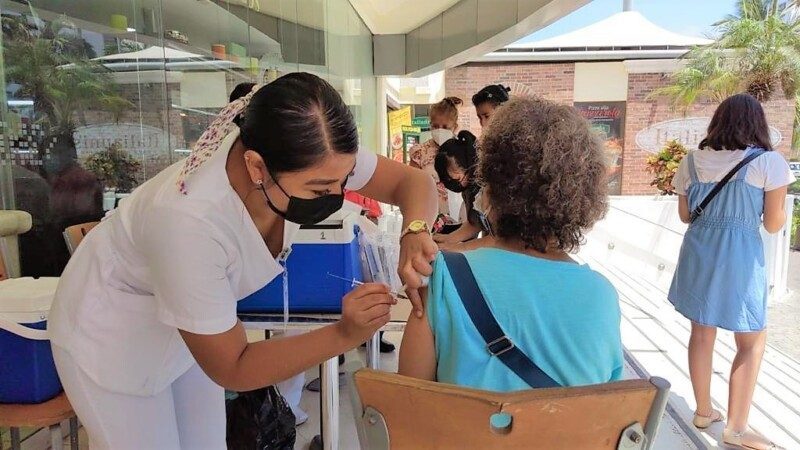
[48,128,377,449]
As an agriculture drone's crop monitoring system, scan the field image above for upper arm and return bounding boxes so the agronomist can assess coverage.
[398,288,437,381]
[358,154,433,204]
[763,186,788,233]
[677,195,691,224]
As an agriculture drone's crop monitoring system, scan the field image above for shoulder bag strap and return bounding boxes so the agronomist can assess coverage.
[440,251,560,388]
[689,150,765,223]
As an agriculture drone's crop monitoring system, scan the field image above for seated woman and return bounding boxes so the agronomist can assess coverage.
[399,97,623,390]
[432,131,485,247]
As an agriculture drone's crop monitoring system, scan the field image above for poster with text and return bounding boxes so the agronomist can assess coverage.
[387,106,412,162]
[574,102,626,195]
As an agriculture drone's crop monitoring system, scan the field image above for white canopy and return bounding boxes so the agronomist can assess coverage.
[96,46,206,61]
[508,11,711,50]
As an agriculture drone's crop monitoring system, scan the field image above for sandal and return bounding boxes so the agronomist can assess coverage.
[723,429,785,450]
[693,409,725,429]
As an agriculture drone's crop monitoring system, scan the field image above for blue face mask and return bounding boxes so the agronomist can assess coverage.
[261,172,345,225]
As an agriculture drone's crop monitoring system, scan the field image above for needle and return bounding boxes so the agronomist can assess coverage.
[326,272,409,300]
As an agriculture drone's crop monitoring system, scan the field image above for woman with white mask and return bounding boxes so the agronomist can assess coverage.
[408,97,462,224]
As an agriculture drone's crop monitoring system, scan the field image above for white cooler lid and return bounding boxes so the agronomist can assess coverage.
[0,277,59,323]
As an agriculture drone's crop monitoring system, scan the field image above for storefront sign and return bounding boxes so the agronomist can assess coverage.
[74,123,178,157]
[635,117,783,153]
[574,102,625,195]
[387,106,412,162]
[412,116,430,130]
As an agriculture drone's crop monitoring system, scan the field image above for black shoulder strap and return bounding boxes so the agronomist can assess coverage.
[440,251,560,388]
[690,150,764,223]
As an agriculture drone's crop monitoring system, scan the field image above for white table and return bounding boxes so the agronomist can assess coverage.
[239,313,406,450]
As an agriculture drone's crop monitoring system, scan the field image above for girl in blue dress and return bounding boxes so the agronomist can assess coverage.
[669,94,794,450]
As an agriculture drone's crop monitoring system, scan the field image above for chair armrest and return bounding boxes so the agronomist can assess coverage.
[0,210,32,237]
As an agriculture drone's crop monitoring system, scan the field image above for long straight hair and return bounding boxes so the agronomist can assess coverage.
[699,93,773,151]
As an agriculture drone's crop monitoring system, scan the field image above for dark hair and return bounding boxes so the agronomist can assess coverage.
[472,84,510,107]
[237,73,358,173]
[434,131,478,179]
[229,82,256,102]
[429,96,463,124]
[479,97,608,253]
[699,93,773,151]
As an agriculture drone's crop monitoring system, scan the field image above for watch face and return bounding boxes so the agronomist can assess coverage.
[410,221,426,232]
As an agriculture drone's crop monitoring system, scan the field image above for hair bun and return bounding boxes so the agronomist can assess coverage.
[457,130,477,147]
[444,96,463,107]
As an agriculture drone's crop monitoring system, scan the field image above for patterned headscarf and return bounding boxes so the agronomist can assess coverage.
[176,84,262,194]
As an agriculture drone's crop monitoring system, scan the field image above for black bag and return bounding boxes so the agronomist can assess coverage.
[225,386,296,450]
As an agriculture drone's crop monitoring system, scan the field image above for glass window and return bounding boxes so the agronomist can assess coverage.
[0,0,377,277]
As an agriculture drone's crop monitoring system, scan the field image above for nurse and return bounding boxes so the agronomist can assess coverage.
[47,73,438,449]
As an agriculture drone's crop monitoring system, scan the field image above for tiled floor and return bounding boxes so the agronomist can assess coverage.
[580,252,800,450]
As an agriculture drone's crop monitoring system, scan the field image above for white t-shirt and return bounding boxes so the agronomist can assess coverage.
[674,148,796,195]
[48,129,378,396]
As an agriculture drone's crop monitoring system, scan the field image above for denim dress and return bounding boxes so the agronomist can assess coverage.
[668,148,768,332]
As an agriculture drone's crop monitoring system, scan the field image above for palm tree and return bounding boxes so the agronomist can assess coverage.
[657,0,800,105]
[2,14,132,165]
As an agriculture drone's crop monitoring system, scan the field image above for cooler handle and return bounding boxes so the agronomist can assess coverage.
[0,316,50,341]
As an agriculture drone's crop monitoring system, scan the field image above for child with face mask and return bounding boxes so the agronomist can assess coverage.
[432,131,486,246]
[409,97,463,225]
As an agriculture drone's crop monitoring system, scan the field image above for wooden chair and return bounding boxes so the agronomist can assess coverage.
[349,369,670,450]
[63,222,99,255]
[0,393,79,450]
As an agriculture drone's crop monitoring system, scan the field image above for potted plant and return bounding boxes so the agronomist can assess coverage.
[645,140,688,195]
[83,143,141,194]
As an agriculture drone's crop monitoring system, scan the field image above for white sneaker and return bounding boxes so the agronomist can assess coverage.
[294,407,309,426]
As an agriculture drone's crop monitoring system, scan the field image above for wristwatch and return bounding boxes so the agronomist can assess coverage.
[400,220,430,240]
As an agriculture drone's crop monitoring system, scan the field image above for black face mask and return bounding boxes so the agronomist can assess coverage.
[261,173,345,225]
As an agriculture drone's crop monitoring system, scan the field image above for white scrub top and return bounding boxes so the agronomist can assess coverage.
[48,129,378,396]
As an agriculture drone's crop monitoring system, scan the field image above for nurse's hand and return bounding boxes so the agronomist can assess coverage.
[399,232,438,318]
[336,283,396,345]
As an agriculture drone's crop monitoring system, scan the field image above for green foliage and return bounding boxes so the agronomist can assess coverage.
[1,14,133,137]
[83,143,141,192]
[653,0,800,107]
[645,140,689,195]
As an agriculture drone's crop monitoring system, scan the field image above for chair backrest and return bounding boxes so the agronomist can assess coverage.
[63,221,100,255]
[350,369,670,450]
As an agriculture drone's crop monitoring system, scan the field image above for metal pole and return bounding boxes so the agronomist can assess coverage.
[366,333,380,369]
[623,0,634,11]
[320,356,340,450]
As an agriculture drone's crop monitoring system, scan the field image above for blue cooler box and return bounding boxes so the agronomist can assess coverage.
[0,277,62,404]
[237,212,365,313]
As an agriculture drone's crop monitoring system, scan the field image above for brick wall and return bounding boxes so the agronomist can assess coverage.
[623,73,795,195]
[445,62,796,195]
[445,62,575,136]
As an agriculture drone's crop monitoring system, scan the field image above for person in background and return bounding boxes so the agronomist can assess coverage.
[408,97,463,227]
[432,131,484,247]
[399,97,623,391]
[669,94,793,450]
[471,84,510,129]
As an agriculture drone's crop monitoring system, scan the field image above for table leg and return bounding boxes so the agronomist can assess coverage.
[366,333,380,370]
[50,424,64,450]
[10,428,20,450]
[320,355,339,450]
[69,417,79,449]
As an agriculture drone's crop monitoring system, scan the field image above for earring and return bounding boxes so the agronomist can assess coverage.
[256,179,263,186]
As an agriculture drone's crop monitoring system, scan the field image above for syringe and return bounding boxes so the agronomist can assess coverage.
[326,272,409,300]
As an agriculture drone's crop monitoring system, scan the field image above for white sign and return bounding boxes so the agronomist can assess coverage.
[74,123,181,157]
[635,117,782,153]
